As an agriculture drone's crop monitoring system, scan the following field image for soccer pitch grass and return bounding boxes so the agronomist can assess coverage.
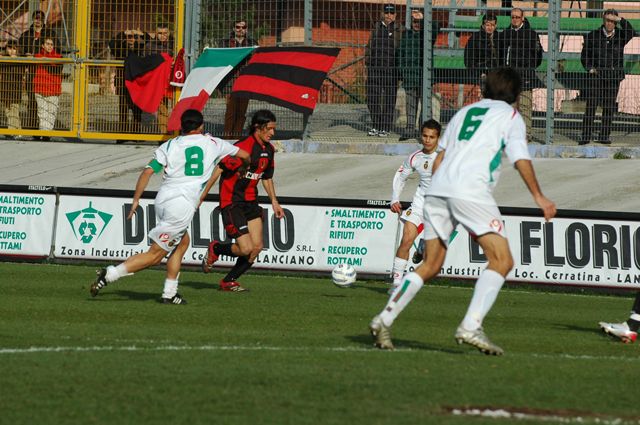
[1,263,639,425]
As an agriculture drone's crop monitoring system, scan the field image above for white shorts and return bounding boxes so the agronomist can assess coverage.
[423,196,505,246]
[399,194,424,228]
[148,196,195,252]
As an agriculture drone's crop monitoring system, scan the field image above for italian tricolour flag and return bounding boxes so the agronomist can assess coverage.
[167,47,256,132]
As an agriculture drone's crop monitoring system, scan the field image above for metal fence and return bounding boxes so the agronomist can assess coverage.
[192,0,640,144]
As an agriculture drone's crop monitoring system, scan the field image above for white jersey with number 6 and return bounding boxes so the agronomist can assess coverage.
[151,133,239,208]
[427,98,530,205]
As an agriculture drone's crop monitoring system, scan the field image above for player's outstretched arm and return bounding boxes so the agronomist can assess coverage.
[514,159,556,221]
[199,166,223,208]
[128,167,155,220]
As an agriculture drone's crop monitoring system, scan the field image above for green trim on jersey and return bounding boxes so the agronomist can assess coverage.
[488,139,505,183]
[148,159,163,174]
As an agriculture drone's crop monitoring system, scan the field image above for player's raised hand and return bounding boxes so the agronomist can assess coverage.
[390,202,402,214]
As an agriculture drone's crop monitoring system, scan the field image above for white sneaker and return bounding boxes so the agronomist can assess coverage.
[599,321,637,343]
[367,128,379,136]
[377,130,389,137]
[455,325,504,355]
[369,315,394,350]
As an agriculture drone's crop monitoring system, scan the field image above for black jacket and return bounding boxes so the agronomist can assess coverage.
[464,25,500,80]
[365,20,402,71]
[498,18,543,87]
[581,19,635,82]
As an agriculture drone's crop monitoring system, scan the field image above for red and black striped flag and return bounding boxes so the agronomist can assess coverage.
[231,46,340,115]
[125,52,173,113]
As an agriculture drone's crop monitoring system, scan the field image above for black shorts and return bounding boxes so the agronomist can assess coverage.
[221,202,264,239]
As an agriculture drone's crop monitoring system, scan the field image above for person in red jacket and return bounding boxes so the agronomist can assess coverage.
[201,109,285,292]
[33,33,62,140]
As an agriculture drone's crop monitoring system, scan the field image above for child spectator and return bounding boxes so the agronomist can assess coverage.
[33,33,63,140]
[1,40,24,131]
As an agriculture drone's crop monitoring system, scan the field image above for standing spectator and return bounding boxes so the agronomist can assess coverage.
[369,68,556,353]
[579,9,634,145]
[90,109,250,304]
[18,10,56,130]
[498,8,543,141]
[201,109,285,292]
[108,28,147,133]
[0,40,24,132]
[219,19,258,139]
[145,20,174,134]
[464,12,500,83]
[33,34,62,141]
[396,10,439,141]
[365,3,402,137]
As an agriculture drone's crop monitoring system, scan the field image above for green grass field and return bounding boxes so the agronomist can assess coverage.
[1,262,638,425]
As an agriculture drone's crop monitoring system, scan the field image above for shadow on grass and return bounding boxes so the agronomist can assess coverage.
[86,290,159,302]
[346,334,463,354]
[179,280,215,291]
[553,323,603,337]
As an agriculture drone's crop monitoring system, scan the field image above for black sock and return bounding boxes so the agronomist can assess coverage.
[223,256,254,282]
[627,318,640,332]
[214,242,236,258]
[631,292,640,316]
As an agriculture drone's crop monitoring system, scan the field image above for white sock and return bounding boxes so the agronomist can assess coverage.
[379,272,424,327]
[461,269,505,331]
[391,257,408,285]
[162,278,179,299]
[105,264,129,283]
[629,313,640,322]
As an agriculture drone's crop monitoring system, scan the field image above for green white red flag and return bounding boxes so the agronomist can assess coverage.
[167,47,256,132]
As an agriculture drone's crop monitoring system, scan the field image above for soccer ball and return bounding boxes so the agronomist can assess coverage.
[331,264,357,288]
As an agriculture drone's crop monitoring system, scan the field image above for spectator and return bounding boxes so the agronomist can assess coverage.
[219,19,258,139]
[365,3,402,137]
[464,12,500,83]
[396,10,439,141]
[108,28,147,133]
[18,10,56,130]
[1,40,24,132]
[498,8,543,141]
[145,20,175,134]
[579,9,634,145]
[33,33,62,141]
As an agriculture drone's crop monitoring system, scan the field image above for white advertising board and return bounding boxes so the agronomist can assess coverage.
[52,193,640,289]
[0,192,56,257]
[54,195,399,274]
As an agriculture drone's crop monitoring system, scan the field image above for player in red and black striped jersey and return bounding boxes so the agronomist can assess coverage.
[202,110,284,292]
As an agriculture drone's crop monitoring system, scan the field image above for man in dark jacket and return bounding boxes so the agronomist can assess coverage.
[365,3,402,137]
[219,19,258,138]
[498,8,543,140]
[579,9,634,145]
[396,9,440,140]
[464,12,500,83]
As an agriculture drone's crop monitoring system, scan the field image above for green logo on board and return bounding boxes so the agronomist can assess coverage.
[65,202,113,244]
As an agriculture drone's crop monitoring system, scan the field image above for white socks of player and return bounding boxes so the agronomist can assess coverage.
[162,278,179,299]
[105,264,129,283]
[461,269,505,331]
[379,272,424,327]
[630,313,640,322]
[392,257,408,286]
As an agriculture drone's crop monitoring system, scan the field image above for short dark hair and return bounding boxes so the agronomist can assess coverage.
[181,109,204,133]
[250,109,276,133]
[421,119,442,136]
[603,8,618,17]
[483,12,498,24]
[482,67,521,104]
[32,10,45,19]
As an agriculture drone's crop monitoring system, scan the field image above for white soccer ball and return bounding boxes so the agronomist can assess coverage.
[331,264,357,288]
